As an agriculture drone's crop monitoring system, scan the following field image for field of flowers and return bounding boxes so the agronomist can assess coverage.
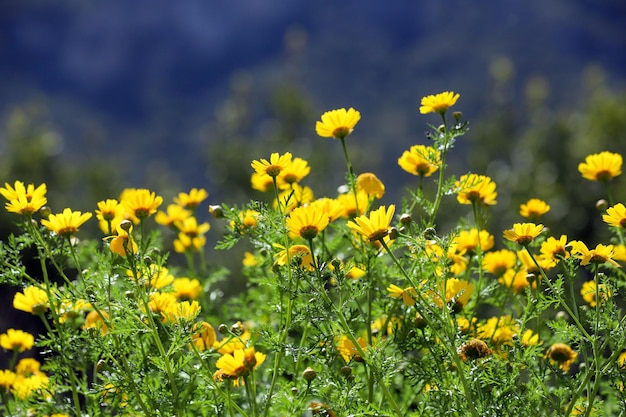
[1,91,626,416]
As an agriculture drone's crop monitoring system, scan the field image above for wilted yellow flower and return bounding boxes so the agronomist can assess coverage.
[546,343,577,372]
[251,152,293,178]
[387,283,417,306]
[41,208,92,237]
[121,188,163,220]
[0,329,35,352]
[347,205,395,242]
[520,198,550,219]
[456,174,497,206]
[578,151,622,182]
[503,223,544,246]
[13,286,49,315]
[419,91,460,115]
[192,321,217,351]
[173,188,208,209]
[315,108,361,140]
[398,145,441,177]
[286,205,329,240]
[569,241,620,267]
[458,338,492,362]
[109,221,138,257]
[0,181,47,216]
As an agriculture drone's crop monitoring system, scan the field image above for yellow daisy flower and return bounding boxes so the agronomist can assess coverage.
[275,183,314,212]
[13,286,49,314]
[214,347,266,386]
[173,188,208,209]
[315,107,361,140]
[173,277,203,300]
[387,283,417,307]
[482,249,517,276]
[356,172,385,199]
[309,197,345,223]
[286,204,329,240]
[336,335,367,363]
[419,91,460,115]
[155,204,192,227]
[456,174,497,206]
[0,329,35,352]
[41,208,92,237]
[83,310,109,335]
[109,221,138,257]
[540,235,569,267]
[347,204,395,242]
[251,152,293,178]
[453,228,494,254]
[569,240,621,267]
[0,181,47,216]
[520,198,550,219]
[162,300,201,323]
[503,223,544,246]
[498,269,533,294]
[250,171,274,192]
[277,157,310,188]
[336,189,369,218]
[0,370,16,391]
[121,188,164,220]
[95,199,125,234]
[546,343,577,372]
[578,151,622,182]
[603,203,626,228]
[273,244,315,271]
[192,321,217,351]
[397,145,441,177]
[580,280,611,307]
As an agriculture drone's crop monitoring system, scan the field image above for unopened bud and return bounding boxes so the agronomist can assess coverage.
[302,367,317,382]
[39,206,52,219]
[218,324,229,334]
[596,199,608,211]
[388,227,399,241]
[452,111,463,122]
[423,227,437,240]
[209,205,224,218]
[400,213,412,225]
[340,366,352,377]
[119,219,133,232]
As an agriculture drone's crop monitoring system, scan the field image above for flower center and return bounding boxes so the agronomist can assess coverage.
[299,225,319,240]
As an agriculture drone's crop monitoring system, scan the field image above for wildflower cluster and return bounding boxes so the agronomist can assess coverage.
[1,91,626,416]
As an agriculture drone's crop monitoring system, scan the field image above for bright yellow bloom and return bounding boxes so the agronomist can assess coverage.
[569,241,621,267]
[121,188,163,220]
[95,199,125,234]
[83,310,109,335]
[286,205,329,240]
[580,280,612,307]
[174,216,210,236]
[0,329,35,352]
[173,277,203,300]
[546,343,577,372]
[242,251,259,267]
[603,203,626,228]
[251,152,293,178]
[429,278,474,313]
[336,335,367,363]
[250,171,274,192]
[540,235,569,267]
[155,204,192,227]
[192,321,217,351]
[315,108,361,140]
[503,223,544,246]
[277,157,310,188]
[11,373,49,399]
[109,222,138,257]
[0,369,16,390]
[356,172,385,199]
[419,91,460,115]
[173,188,208,209]
[336,190,369,218]
[347,205,395,242]
[173,232,206,253]
[41,208,92,237]
[275,183,314,212]
[57,298,90,324]
[148,292,177,316]
[482,249,517,276]
[520,198,550,219]
[578,151,622,182]
[214,347,266,386]
[454,228,494,254]
[456,174,497,206]
[273,244,315,271]
[309,197,345,222]
[13,286,49,314]
[387,283,417,306]
[476,316,519,346]
[162,300,201,323]
[498,269,533,294]
[398,145,441,177]
[0,181,47,215]
[521,329,541,347]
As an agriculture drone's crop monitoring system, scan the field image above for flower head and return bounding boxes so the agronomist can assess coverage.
[578,151,622,182]
[398,145,441,177]
[454,228,494,254]
[387,284,417,306]
[41,208,92,237]
[347,205,395,242]
[520,198,550,220]
[251,152,293,178]
[503,223,544,246]
[95,199,125,234]
[173,277,203,300]
[121,188,163,220]
[456,174,497,206]
[273,244,315,271]
[277,157,310,188]
[192,321,217,351]
[155,204,192,227]
[0,329,35,352]
[580,280,611,307]
[286,205,329,240]
[336,335,367,363]
[315,108,361,140]
[540,235,569,267]
[173,188,208,210]
[569,241,621,267]
[109,221,138,257]
[13,286,49,314]
[603,203,626,228]
[0,181,47,216]
[546,343,577,372]
[419,91,460,115]
[482,249,517,276]
[356,172,385,199]
[214,347,266,385]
